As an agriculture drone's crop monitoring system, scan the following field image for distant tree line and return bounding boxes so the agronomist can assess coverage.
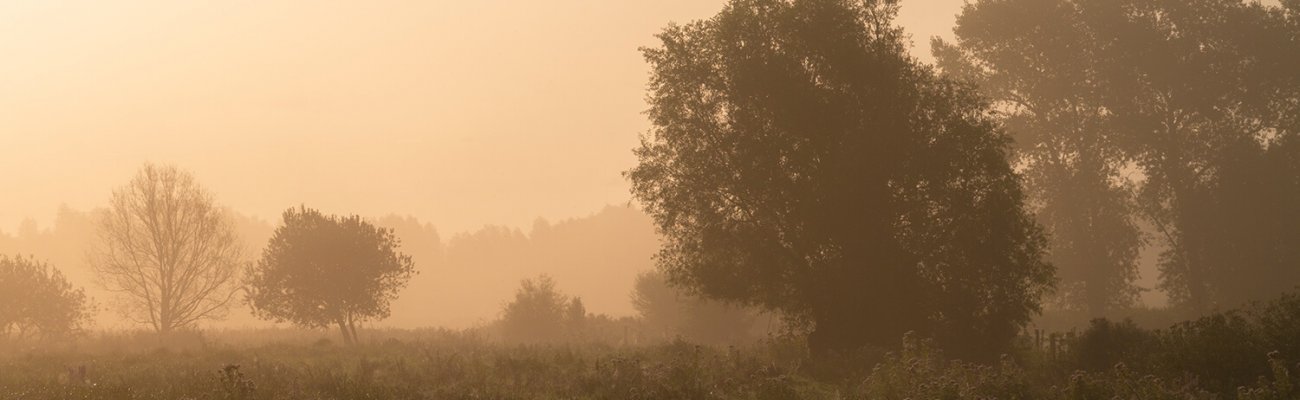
[631,270,769,346]
[492,272,772,346]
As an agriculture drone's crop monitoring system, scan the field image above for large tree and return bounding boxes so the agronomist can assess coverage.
[245,206,415,345]
[91,164,243,333]
[1107,0,1300,311]
[931,0,1144,316]
[629,0,1054,359]
[938,0,1300,312]
[0,255,91,339]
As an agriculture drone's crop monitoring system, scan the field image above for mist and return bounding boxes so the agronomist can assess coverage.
[3,0,1298,398]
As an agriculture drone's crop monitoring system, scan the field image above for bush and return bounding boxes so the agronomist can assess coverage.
[499,274,583,344]
[1250,290,1300,361]
[1236,352,1300,400]
[1061,290,1300,395]
[1071,318,1154,371]
[1061,364,1216,400]
[1153,311,1268,394]
[858,333,1039,399]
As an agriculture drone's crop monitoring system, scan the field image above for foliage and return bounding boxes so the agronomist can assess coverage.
[631,270,683,340]
[933,0,1146,315]
[0,255,91,339]
[1250,291,1300,360]
[1154,311,1267,394]
[1060,364,1217,400]
[858,333,1038,399]
[565,297,587,333]
[1056,290,1300,395]
[500,275,580,344]
[245,206,415,345]
[1236,352,1300,400]
[91,163,244,333]
[1097,0,1299,312]
[629,0,1053,360]
[1069,318,1153,372]
[940,0,1300,313]
[631,270,763,346]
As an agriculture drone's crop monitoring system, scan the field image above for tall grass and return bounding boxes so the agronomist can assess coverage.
[9,290,1300,400]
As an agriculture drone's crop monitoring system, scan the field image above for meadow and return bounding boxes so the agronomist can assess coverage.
[4,299,1300,400]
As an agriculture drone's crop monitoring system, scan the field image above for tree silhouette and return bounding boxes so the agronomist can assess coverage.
[499,274,570,343]
[629,0,1054,359]
[939,0,1300,312]
[631,270,759,345]
[0,255,91,339]
[932,0,1144,316]
[245,206,415,345]
[91,164,243,333]
[1111,0,1300,311]
[631,270,685,340]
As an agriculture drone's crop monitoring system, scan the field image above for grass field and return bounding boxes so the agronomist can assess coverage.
[2,324,1297,400]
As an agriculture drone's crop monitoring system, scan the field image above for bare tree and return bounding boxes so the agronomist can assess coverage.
[91,163,243,333]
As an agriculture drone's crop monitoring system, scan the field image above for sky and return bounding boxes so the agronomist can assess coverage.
[0,0,965,235]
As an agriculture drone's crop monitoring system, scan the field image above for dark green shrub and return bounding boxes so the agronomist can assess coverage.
[1250,290,1300,361]
[1236,352,1300,400]
[1071,318,1154,371]
[1153,311,1269,394]
[1060,364,1215,400]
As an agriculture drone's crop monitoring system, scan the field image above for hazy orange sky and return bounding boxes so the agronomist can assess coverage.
[0,0,963,235]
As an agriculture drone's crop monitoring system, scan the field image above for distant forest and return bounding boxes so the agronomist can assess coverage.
[0,204,658,329]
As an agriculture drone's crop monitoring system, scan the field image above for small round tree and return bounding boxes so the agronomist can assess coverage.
[0,255,92,339]
[499,274,570,344]
[245,206,415,345]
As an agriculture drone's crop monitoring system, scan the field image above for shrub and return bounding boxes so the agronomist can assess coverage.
[1061,364,1216,400]
[1250,290,1300,361]
[1236,352,1299,400]
[1062,290,1300,395]
[1071,318,1154,371]
[1153,311,1268,394]
[500,274,575,343]
[858,332,1038,399]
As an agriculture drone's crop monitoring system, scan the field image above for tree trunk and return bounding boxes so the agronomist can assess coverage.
[347,317,359,345]
[338,320,354,345]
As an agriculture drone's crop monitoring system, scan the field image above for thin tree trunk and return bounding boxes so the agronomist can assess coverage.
[338,320,354,345]
[347,317,359,345]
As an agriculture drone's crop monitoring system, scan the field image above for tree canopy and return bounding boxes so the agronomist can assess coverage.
[629,0,1054,359]
[499,274,586,344]
[937,0,1300,313]
[931,0,1147,315]
[91,163,244,333]
[0,255,91,339]
[246,206,415,345]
